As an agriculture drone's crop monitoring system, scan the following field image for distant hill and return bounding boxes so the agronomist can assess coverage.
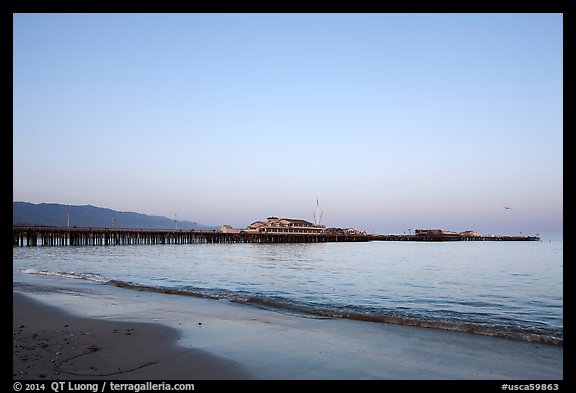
[13,202,218,231]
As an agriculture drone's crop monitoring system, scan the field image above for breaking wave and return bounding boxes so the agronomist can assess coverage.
[109,279,563,346]
[19,268,111,283]
[20,268,563,346]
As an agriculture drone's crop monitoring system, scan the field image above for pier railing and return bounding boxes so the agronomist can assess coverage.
[12,226,539,247]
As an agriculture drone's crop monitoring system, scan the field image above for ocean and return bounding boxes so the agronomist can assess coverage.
[12,240,563,345]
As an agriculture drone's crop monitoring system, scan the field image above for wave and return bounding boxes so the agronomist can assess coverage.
[19,268,110,283]
[106,280,563,346]
[19,268,563,346]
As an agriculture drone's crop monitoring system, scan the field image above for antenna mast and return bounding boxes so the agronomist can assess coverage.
[313,197,324,226]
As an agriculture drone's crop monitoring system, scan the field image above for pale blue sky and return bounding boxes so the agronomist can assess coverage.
[13,13,563,238]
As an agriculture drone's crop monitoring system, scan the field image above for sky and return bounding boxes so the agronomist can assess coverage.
[13,13,563,239]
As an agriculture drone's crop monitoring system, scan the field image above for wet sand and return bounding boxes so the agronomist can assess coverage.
[13,273,563,380]
[13,292,251,380]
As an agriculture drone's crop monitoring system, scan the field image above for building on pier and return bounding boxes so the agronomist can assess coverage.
[222,217,365,236]
[245,217,325,234]
[415,229,480,237]
[324,227,366,236]
[220,225,242,234]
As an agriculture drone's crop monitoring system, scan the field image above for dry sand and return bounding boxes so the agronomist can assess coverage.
[13,292,251,380]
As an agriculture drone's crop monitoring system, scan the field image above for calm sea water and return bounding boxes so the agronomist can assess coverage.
[13,241,563,344]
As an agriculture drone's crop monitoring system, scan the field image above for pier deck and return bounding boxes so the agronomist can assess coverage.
[12,226,539,246]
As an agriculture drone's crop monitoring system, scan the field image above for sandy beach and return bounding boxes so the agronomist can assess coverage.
[13,273,563,380]
[13,292,251,380]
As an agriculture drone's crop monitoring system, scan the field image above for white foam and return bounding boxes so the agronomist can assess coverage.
[19,268,110,283]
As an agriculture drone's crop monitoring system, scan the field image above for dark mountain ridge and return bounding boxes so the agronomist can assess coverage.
[13,202,218,231]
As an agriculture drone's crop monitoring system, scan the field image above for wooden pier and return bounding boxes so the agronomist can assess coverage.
[12,226,539,247]
[371,234,540,242]
[12,226,373,247]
